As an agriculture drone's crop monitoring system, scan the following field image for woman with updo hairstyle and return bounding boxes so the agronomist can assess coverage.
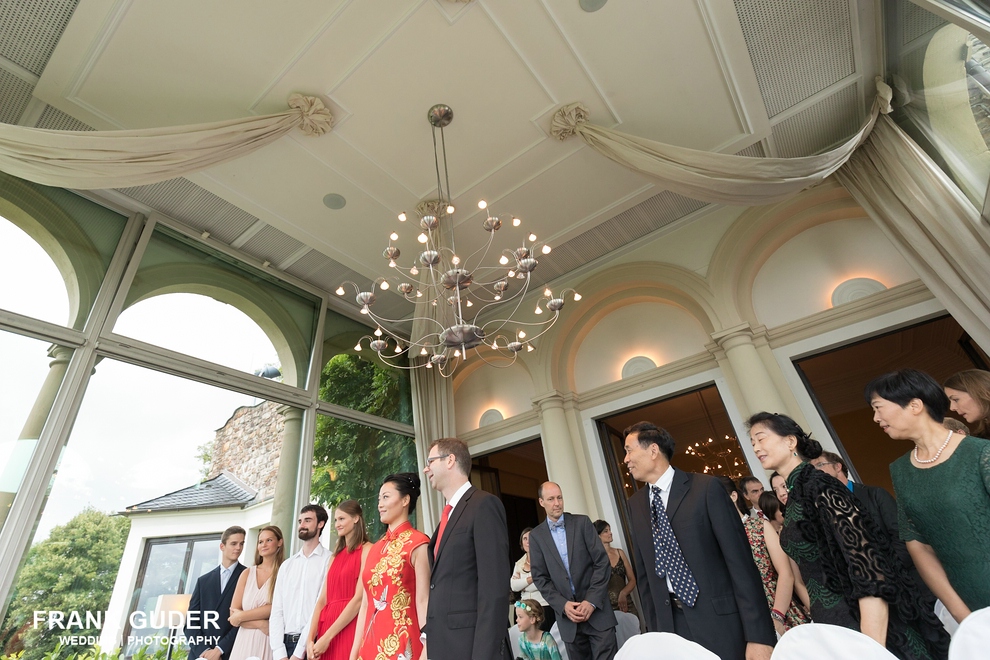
[350,473,430,660]
[943,369,990,438]
[748,412,949,660]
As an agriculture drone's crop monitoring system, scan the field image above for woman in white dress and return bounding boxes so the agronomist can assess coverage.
[228,525,284,660]
[511,527,554,632]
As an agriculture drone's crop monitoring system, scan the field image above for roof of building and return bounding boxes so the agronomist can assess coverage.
[123,471,257,514]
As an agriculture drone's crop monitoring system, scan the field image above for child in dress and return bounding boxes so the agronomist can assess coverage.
[515,599,561,660]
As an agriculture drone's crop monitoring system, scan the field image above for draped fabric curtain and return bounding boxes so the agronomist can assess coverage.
[0,94,333,189]
[550,79,893,206]
[835,114,990,350]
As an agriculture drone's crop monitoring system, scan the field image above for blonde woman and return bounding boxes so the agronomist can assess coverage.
[229,526,285,660]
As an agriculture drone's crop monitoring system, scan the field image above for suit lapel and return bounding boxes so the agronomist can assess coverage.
[538,520,568,575]
[434,485,474,564]
[665,469,690,520]
[563,513,578,568]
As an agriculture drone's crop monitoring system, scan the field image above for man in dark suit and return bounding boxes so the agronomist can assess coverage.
[812,451,935,604]
[529,482,617,660]
[423,437,511,660]
[623,422,775,660]
[185,526,247,660]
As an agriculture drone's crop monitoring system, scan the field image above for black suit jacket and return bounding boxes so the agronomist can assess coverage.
[185,562,246,659]
[528,513,617,644]
[425,485,511,660]
[851,481,935,604]
[628,469,775,660]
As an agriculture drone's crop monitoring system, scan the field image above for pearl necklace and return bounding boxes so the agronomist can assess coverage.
[913,429,954,465]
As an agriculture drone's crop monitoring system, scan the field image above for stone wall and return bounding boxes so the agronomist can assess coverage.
[208,400,282,501]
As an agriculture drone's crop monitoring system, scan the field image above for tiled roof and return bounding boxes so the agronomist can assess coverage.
[124,471,257,514]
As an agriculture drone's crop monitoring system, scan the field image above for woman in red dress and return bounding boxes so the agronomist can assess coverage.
[306,500,372,660]
[349,473,430,660]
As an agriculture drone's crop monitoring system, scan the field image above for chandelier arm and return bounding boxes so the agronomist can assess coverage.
[473,274,531,328]
[366,309,444,334]
[468,346,518,369]
[462,225,497,272]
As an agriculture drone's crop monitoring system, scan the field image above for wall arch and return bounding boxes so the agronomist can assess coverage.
[123,263,310,387]
[546,262,720,392]
[0,175,106,329]
[452,357,535,435]
[708,180,876,327]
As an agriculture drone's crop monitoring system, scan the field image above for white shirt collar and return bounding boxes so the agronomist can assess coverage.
[447,480,472,510]
[293,542,329,560]
[651,464,674,492]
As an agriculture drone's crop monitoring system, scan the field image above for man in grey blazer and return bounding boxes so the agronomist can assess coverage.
[529,482,617,660]
[423,437,511,660]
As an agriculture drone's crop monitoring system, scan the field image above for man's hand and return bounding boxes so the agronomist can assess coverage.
[563,601,586,623]
[575,601,595,620]
[199,647,222,660]
[745,642,773,660]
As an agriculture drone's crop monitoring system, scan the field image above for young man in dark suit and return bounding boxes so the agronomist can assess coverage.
[423,437,511,660]
[185,526,247,660]
[529,482,617,660]
[623,422,775,660]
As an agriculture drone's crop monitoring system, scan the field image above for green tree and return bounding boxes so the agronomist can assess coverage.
[1,509,130,660]
[311,354,416,529]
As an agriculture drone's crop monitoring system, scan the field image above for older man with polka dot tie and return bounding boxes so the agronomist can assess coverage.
[622,422,776,660]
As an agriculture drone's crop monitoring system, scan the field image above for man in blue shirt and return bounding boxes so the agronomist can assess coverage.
[528,482,617,660]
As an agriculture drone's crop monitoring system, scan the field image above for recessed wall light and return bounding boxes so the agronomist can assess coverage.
[323,193,346,210]
[580,0,608,12]
[831,277,886,307]
[622,356,656,379]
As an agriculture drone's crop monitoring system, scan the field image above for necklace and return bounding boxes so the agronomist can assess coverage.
[913,429,954,465]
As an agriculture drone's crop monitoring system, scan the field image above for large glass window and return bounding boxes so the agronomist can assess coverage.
[0,173,126,330]
[114,226,321,388]
[0,330,73,534]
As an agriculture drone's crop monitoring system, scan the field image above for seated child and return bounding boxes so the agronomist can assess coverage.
[515,599,562,660]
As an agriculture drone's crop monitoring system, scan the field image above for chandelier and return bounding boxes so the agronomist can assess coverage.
[684,436,748,478]
[336,104,580,376]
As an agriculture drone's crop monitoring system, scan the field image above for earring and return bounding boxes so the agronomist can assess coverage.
[793,451,798,457]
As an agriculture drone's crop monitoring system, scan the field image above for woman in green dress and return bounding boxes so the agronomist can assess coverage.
[749,411,949,660]
[866,368,990,623]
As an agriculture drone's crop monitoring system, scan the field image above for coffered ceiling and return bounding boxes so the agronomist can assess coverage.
[1,0,881,320]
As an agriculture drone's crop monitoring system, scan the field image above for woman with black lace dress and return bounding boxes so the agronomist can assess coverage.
[748,412,949,660]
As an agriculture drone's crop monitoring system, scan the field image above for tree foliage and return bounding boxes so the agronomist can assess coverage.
[1,509,130,660]
[311,354,416,529]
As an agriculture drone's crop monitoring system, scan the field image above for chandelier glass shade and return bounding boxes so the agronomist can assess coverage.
[336,104,580,376]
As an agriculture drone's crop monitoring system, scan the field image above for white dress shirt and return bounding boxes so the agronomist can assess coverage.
[647,464,676,593]
[445,480,472,511]
[269,543,330,660]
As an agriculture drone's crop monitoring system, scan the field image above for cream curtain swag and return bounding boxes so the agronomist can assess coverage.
[0,94,333,189]
[551,79,894,206]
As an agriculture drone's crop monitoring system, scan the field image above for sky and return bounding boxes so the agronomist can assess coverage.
[0,218,280,543]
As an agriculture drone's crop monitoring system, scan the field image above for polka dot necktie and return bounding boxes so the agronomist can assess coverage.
[650,484,699,606]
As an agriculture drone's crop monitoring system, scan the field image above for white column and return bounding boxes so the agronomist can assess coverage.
[534,391,589,514]
[710,324,788,417]
[271,405,304,538]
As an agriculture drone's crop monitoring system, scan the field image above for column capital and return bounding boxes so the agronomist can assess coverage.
[47,344,74,364]
[277,404,304,420]
[532,390,579,413]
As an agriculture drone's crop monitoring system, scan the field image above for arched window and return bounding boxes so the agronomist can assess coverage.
[0,217,69,326]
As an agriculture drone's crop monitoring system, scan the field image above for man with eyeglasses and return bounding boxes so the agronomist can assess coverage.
[423,437,511,660]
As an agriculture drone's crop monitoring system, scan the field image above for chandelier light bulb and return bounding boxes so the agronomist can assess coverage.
[499,255,509,265]
[541,244,552,255]
[466,300,473,307]
[390,232,399,241]
[426,362,433,369]
[478,200,488,209]
[507,270,515,278]
[360,306,369,314]
[528,233,537,242]
[526,344,534,352]
[394,344,402,353]
[388,260,396,268]
[543,288,552,297]
[335,286,345,296]
[446,204,455,214]
[454,349,461,357]
[518,330,526,339]
[494,294,501,301]
[420,347,428,355]
[512,217,521,227]
[573,293,582,301]
[418,233,428,244]
[451,256,460,265]
[410,266,419,275]
[416,290,423,297]
[354,342,362,351]
[380,280,390,290]
[374,328,382,336]
[535,305,543,314]
[398,212,407,222]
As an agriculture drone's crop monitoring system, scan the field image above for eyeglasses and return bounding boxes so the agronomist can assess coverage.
[425,453,452,466]
[811,461,835,469]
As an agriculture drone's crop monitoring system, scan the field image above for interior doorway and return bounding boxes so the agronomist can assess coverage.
[795,314,988,493]
[596,383,750,548]
[471,438,549,567]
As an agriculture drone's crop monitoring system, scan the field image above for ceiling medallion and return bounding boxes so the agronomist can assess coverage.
[337,104,580,376]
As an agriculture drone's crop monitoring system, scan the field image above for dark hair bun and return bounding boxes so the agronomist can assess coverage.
[383,472,421,512]
[797,434,823,460]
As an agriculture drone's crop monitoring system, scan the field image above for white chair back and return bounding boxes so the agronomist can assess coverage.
[949,606,990,660]
[614,632,718,660]
[771,623,897,660]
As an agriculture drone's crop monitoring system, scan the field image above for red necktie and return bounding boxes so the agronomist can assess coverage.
[434,504,453,559]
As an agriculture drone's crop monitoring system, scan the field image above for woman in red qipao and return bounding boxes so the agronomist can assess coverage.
[349,473,430,660]
[306,499,372,660]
